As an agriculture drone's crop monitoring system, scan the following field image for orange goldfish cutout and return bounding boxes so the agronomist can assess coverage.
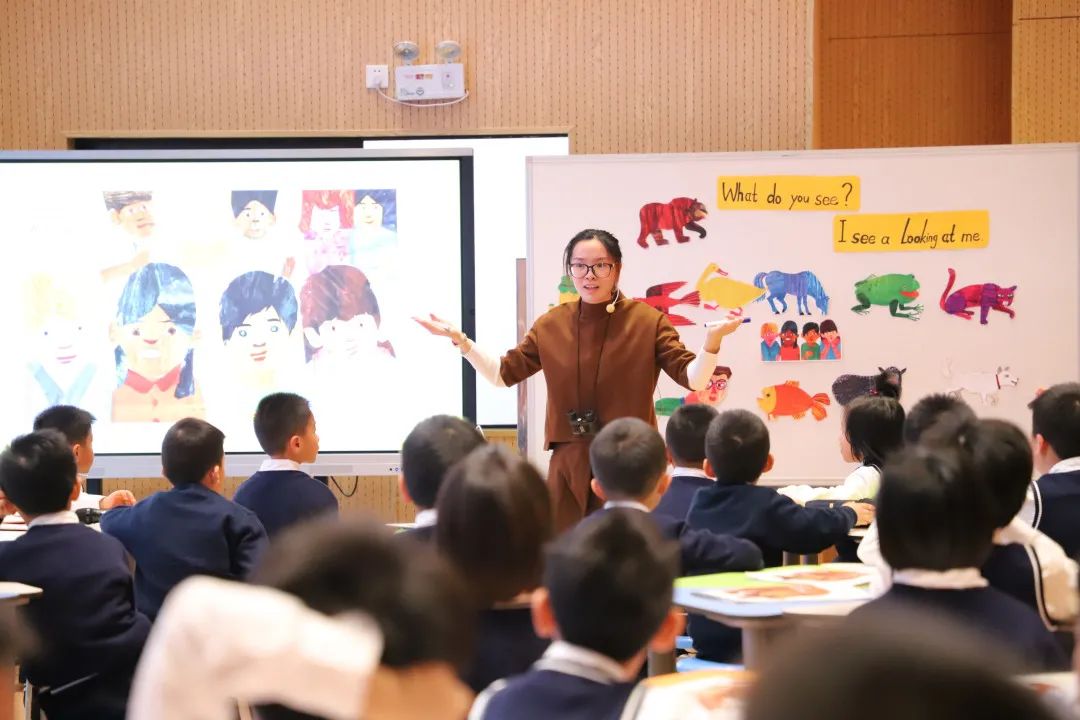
[757,380,830,421]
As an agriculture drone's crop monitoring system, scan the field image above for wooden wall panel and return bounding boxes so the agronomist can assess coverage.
[815,0,1012,148]
[1012,1,1080,142]
[0,0,812,153]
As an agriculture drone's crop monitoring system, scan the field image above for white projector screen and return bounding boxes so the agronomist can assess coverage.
[0,149,474,476]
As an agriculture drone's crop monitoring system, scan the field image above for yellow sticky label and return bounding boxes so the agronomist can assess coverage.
[716,176,860,211]
[833,210,989,252]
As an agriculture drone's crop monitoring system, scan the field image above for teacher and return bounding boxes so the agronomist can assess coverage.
[416,228,740,530]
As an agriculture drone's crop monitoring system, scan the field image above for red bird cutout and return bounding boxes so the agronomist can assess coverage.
[636,281,701,326]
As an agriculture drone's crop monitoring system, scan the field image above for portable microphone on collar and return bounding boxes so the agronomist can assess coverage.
[606,289,621,314]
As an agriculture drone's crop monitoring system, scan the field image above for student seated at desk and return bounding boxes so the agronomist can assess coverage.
[250,517,475,720]
[652,404,717,522]
[777,396,904,505]
[848,446,1067,671]
[1029,383,1080,558]
[470,510,684,720]
[0,430,150,720]
[233,392,337,540]
[435,445,552,693]
[101,418,268,620]
[398,415,486,542]
[32,404,136,511]
[588,417,763,575]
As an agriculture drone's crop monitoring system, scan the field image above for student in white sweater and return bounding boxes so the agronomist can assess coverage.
[779,396,905,505]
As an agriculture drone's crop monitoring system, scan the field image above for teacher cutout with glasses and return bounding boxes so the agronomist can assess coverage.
[416,228,740,530]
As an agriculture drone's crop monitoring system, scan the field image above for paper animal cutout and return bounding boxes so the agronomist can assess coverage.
[851,274,923,320]
[753,270,830,315]
[758,380,830,421]
[695,264,765,319]
[637,197,708,248]
[944,360,1019,405]
[939,268,1016,325]
[557,275,579,304]
[636,281,700,326]
[832,366,906,406]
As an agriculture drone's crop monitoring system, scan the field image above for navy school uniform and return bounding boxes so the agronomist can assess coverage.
[233,465,338,540]
[591,503,764,576]
[982,543,1052,628]
[464,606,551,694]
[652,470,713,522]
[0,516,150,718]
[684,482,857,662]
[1031,468,1080,559]
[470,642,637,720]
[849,581,1068,671]
[100,483,268,620]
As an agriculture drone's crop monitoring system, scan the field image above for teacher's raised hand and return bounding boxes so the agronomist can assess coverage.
[413,313,470,351]
[703,318,743,353]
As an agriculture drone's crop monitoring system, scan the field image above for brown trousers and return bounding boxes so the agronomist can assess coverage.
[547,441,604,533]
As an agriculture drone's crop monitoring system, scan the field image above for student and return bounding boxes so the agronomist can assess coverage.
[251,517,475,720]
[398,415,486,541]
[470,510,684,720]
[101,418,268,620]
[0,430,150,720]
[745,609,1060,720]
[1028,382,1080,557]
[848,447,1066,671]
[589,417,763,575]
[653,403,718,521]
[129,576,473,720]
[779,396,905,504]
[32,404,136,511]
[435,445,553,693]
[685,410,872,661]
[233,393,337,540]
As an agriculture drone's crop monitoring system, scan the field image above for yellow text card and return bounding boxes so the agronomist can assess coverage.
[833,210,989,253]
[716,176,860,211]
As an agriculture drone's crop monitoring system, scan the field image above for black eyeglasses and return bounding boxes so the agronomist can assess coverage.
[568,262,615,279]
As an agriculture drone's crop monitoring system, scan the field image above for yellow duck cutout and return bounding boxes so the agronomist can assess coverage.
[695,263,766,317]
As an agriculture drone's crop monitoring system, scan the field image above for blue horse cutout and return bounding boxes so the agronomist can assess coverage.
[753,270,830,315]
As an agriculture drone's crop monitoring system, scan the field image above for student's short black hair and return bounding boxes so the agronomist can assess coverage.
[745,609,1058,720]
[545,510,679,662]
[253,393,314,456]
[877,447,996,571]
[0,430,78,515]
[32,405,95,445]
[924,418,1033,529]
[436,445,553,608]
[1029,382,1080,461]
[253,517,473,670]
[843,396,905,468]
[219,271,299,341]
[401,415,486,509]
[665,404,718,466]
[705,410,770,485]
[161,418,225,487]
[589,418,667,499]
[904,393,975,444]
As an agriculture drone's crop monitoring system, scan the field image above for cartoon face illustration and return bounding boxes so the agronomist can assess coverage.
[355,194,384,227]
[802,322,820,345]
[309,205,341,236]
[703,367,732,405]
[236,200,275,239]
[220,271,299,374]
[311,313,380,359]
[104,191,155,238]
[780,321,799,348]
[300,265,392,362]
[25,275,92,373]
[228,307,290,364]
[760,322,779,345]
[115,304,191,380]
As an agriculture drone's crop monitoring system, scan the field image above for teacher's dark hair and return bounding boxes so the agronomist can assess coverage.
[563,229,622,274]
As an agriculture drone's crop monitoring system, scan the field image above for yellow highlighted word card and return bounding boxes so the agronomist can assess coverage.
[716,176,860,211]
[833,210,989,253]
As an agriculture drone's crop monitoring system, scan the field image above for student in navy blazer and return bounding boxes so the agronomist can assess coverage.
[587,418,762,576]
[233,393,337,540]
[1029,383,1080,558]
[652,404,718,522]
[397,415,486,543]
[849,445,1066,671]
[470,511,684,720]
[435,444,553,693]
[101,418,268,620]
[0,430,150,720]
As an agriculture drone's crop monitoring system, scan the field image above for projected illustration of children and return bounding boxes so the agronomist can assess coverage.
[23,273,109,414]
[300,265,395,364]
[110,263,204,422]
[101,190,155,284]
[219,271,300,388]
[298,190,354,275]
[229,190,297,279]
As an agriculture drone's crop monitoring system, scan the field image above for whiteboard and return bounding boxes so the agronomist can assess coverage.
[525,144,1080,482]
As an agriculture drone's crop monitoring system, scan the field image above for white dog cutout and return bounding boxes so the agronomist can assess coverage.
[945,362,1019,405]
